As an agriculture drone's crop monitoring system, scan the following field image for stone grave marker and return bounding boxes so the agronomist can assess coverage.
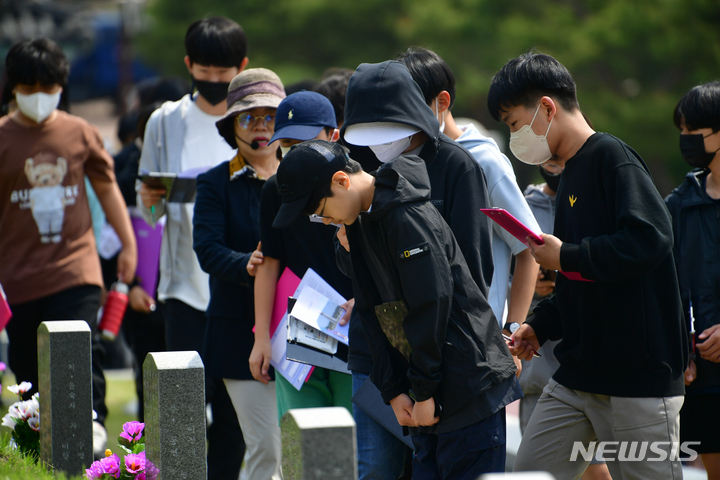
[143,351,206,480]
[281,406,357,480]
[37,320,93,475]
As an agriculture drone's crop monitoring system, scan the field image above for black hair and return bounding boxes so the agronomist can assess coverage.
[395,47,456,109]
[5,38,70,89]
[315,69,354,126]
[487,51,579,122]
[673,81,720,132]
[218,116,239,149]
[301,157,362,217]
[185,16,248,68]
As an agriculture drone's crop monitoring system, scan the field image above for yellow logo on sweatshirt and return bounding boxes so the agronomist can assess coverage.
[569,195,577,207]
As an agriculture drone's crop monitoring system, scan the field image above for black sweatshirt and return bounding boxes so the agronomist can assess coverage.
[528,133,687,398]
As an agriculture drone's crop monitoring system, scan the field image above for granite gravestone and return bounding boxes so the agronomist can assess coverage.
[143,351,206,480]
[37,320,93,475]
[281,406,357,480]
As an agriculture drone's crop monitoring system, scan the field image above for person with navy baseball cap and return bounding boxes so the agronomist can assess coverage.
[269,90,339,157]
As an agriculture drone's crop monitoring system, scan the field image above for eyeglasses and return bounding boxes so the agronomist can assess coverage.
[309,197,329,220]
[540,161,563,176]
[236,113,275,130]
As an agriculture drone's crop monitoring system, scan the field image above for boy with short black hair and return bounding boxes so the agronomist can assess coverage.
[0,37,138,457]
[273,140,520,478]
[137,16,247,479]
[488,51,688,479]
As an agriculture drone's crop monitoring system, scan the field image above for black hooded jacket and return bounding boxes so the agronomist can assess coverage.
[666,169,720,391]
[340,61,495,374]
[345,155,517,427]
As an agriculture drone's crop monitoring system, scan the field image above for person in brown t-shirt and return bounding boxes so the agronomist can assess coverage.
[0,38,137,456]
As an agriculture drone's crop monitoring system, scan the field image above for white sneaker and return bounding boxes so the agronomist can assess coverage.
[93,421,108,460]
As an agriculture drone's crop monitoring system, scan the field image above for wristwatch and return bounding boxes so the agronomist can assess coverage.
[503,322,521,334]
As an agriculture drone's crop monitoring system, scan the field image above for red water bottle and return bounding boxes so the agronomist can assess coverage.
[98,282,129,341]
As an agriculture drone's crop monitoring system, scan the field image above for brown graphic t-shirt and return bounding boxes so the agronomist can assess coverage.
[0,111,115,304]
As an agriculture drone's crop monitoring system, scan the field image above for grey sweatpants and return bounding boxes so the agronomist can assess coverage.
[514,378,684,480]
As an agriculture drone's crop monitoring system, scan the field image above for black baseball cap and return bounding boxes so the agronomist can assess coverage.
[273,140,350,229]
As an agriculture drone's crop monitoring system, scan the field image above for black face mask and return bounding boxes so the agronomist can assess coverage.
[680,133,717,169]
[539,166,561,192]
[192,78,230,106]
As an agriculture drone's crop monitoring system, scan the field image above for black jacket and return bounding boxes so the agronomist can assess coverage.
[528,133,687,398]
[340,60,495,374]
[666,169,720,391]
[346,155,517,422]
[193,161,266,380]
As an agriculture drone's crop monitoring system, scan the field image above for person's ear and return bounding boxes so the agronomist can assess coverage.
[332,171,350,189]
[541,96,557,123]
[184,56,193,74]
[437,91,452,114]
[238,57,249,73]
[329,128,340,142]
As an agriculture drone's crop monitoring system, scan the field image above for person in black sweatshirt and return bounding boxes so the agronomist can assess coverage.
[272,140,521,479]
[487,52,688,479]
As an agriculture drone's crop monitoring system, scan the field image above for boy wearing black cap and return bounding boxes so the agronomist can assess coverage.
[273,140,521,478]
[249,91,354,419]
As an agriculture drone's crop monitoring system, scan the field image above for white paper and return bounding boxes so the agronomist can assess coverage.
[270,312,313,391]
[290,271,349,345]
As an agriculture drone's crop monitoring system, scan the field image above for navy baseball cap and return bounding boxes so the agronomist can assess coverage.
[273,140,350,229]
[269,91,337,144]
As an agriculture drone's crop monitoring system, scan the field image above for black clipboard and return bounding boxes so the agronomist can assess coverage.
[139,172,198,203]
[285,297,350,375]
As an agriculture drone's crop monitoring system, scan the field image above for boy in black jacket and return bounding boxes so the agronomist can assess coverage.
[488,52,688,478]
[272,140,521,479]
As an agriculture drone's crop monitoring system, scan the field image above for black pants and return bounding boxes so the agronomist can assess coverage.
[7,284,107,424]
[121,301,166,422]
[164,299,245,480]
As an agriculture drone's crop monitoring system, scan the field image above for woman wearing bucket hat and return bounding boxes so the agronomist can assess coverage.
[193,68,285,480]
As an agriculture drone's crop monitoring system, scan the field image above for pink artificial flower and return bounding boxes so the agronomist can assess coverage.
[85,461,105,479]
[0,361,6,372]
[144,458,159,480]
[135,474,146,480]
[100,453,121,479]
[120,421,144,443]
[124,453,146,475]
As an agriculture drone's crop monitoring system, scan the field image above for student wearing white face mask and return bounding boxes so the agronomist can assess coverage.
[0,38,138,459]
[488,51,687,480]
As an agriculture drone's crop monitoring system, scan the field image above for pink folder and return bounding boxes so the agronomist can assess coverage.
[0,288,11,331]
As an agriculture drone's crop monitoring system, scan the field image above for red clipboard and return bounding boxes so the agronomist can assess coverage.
[481,208,544,246]
[481,208,594,282]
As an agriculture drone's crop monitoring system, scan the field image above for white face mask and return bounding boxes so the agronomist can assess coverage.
[369,136,412,163]
[509,103,554,165]
[280,146,292,158]
[434,100,446,134]
[15,90,62,123]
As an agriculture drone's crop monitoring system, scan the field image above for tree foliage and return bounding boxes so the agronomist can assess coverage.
[137,0,720,193]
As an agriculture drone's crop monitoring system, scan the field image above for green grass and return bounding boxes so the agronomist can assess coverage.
[0,369,139,479]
